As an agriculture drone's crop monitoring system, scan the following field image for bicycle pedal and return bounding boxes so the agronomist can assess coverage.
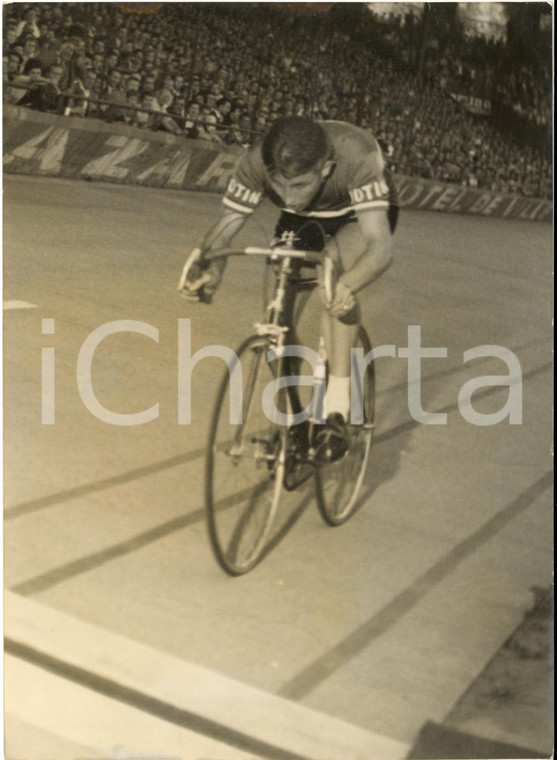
[283,462,314,491]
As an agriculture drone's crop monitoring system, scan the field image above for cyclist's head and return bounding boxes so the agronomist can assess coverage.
[262,117,333,213]
[262,116,331,179]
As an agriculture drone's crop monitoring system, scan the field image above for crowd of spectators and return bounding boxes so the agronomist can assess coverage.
[362,6,551,131]
[422,36,551,133]
[2,3,551,199]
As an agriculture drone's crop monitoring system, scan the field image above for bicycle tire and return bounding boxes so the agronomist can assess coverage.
[206,335,286,575]
[314,326,375,526]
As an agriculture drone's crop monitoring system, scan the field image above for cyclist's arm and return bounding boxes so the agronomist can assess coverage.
[180,147,262,296]
[336,208,393,295]
[199,208,248,255]
[179,208,248,298]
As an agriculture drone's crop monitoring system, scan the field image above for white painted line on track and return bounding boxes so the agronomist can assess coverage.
[6,713,106,760]
[5,592,410,760]
[3,300,38,310]
[5,656,253,760]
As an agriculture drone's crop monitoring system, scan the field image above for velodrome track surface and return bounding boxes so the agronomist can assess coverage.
[3,175,553,758]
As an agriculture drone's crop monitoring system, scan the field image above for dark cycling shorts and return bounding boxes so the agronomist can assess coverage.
[274,205,398,252]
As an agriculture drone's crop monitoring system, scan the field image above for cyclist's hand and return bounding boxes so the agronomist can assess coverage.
[178,247,202,299]
[328,280,356,318]
[178,248,222,303]
[180,268,214,302]
[197,261,223,300]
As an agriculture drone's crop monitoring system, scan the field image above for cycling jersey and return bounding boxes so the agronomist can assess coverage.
[222,120,398,218]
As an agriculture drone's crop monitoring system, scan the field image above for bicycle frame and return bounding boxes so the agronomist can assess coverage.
[197,245,332,433]
[200,245,375,574]
[267,257,325,431]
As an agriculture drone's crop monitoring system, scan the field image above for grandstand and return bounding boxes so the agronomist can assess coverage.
[3,2,552,199]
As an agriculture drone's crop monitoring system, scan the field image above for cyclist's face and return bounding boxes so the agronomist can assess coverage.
[269,165,329,213]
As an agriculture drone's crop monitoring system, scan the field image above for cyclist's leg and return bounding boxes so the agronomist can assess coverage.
[321,206,396,418]
[320,219,365,418]
[323,207,397,364]
[272,212,327,334]
[315,209,396,457]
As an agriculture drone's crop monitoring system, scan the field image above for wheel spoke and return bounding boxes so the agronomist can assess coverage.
[206,337,284,574]
[315,327,375,525]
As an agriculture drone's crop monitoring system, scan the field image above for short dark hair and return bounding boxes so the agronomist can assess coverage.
[262,116,329,178]
[23,57,42,74]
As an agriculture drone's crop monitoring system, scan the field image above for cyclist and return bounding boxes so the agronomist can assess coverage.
[179,116,398,461]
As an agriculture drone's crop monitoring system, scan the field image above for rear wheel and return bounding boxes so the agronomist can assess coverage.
[206,335,285,575]
[315,327,375,526]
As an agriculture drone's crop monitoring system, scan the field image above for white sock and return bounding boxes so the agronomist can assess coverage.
[325,375,351,420]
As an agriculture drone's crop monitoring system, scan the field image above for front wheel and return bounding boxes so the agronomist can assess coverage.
[315,327,375,526]
[206,335,285,575]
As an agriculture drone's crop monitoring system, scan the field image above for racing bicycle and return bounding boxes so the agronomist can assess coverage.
[181,242,376,575]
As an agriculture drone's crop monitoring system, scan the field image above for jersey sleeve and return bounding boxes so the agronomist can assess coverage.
[222,147,266,215]
[346,145,391,213]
